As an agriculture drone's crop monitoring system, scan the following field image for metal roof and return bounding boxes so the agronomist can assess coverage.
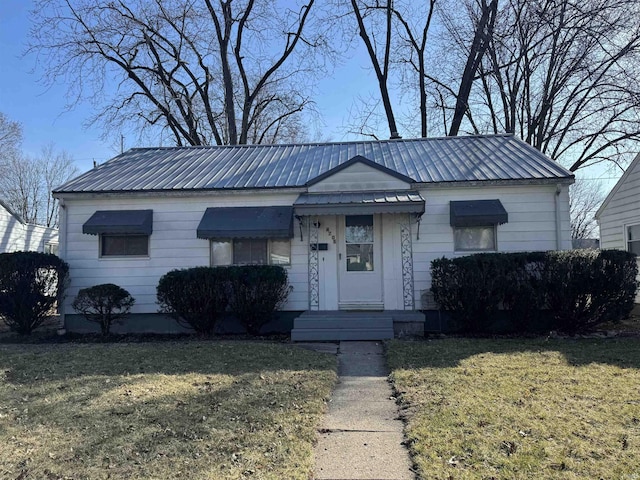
[55,134,573,193]
[294,191,425,215]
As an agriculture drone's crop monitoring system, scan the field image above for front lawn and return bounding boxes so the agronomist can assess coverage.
[387,338,640,479]
[0,342,336,479]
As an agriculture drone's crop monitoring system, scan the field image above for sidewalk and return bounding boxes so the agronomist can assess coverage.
[312,341,414,480]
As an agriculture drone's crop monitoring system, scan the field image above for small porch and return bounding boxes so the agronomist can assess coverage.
[290,310,425,341]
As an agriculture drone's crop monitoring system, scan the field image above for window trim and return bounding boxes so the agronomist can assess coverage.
[625,222,640,254]
[453,224,498,253]
[209,238,292,266]
[99,233,150,258]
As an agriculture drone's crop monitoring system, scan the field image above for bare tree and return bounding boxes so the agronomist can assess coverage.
[0,112,22,173]
[0,144,77,227]
[432,0,640,171]
[29,0,330,146]
[570,178,605,240]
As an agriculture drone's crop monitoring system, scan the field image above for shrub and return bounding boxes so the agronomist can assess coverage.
[227,265,292,336]
[0,252,69,335]
[542,249,638,334]
[430,254,504,332]
[430,249,638,334]
[72,284,135,336]
[157,267,229,335]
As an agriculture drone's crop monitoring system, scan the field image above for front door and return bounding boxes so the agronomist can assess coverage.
[338,214,383,309]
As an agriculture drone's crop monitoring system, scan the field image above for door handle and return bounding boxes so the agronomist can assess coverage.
[339,253,342,260]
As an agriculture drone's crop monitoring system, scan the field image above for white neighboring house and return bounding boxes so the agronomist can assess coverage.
[595,152,640,303]
[0,200,59,254]
[53,134,574,338]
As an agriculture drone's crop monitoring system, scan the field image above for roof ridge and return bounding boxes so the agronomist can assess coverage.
[127,133,516,152]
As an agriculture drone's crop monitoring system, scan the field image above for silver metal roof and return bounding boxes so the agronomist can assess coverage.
[55,134,573,193]
[294,191,425,215]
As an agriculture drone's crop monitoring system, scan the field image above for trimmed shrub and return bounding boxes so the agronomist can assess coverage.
[430,249,638,334]
[72,284,135,336]
[0,252,69,335]
[542,249,638,334]
[157,267,229,335]
[227,265,292,336]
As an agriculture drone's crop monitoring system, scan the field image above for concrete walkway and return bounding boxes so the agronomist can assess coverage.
[312,341,414,480]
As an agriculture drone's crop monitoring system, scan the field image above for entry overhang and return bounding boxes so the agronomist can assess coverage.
[196,206,294,239]
[294,191,425,216]
[449,199,508,227]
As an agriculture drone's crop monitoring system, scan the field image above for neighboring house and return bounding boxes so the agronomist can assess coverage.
[53,134,574,338]
[0,200,59,254]
[595,152,640,303]
[572,238,600,249]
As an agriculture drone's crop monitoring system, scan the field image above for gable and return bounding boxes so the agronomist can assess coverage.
[307,156,413,193]
[596,152,640,219]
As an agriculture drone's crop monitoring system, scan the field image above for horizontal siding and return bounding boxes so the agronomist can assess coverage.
[0,207,58,253]
[308,162,410,193]
[62,193,308,315]
[600,155,640,251]
[413,184,571,308]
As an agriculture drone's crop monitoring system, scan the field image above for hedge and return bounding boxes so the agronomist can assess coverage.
[0,252,69,334]
[157,265,291,335]
[430,249,638,334]
[72,283,135,336]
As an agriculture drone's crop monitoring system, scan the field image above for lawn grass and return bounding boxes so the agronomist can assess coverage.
[0,341,337,479]
[387,338,640,479]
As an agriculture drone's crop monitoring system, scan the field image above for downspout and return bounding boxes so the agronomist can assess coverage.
[57,198,67,334]
[554,184,562,250]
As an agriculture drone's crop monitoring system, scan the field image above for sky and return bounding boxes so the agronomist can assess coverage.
[0,0,627,196]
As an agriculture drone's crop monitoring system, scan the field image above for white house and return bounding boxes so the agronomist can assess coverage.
[595,152,640,303]
[53,134,574,338]
[0,200,59,254]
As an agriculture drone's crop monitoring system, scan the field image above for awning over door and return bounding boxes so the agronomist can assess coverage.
[294,191,425,215]
[196,206,293,239]
[449,199,508,227]
[82,210,153,235]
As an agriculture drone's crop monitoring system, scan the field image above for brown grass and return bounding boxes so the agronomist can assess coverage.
[387,338,640,479]
[0,341,336,479]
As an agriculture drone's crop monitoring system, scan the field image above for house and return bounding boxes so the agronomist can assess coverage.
[53,134,574,339]
[0,199,59,254]
[595,152,640,303]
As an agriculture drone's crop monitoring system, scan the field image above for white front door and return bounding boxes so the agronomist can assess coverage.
[338,214,383,309]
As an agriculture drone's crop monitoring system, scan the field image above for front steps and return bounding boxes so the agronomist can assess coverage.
[291,310,424,341]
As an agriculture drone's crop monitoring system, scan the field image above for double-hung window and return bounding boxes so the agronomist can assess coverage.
[211,239,291,266]
[627,224,640,254]
[453,225,497,252]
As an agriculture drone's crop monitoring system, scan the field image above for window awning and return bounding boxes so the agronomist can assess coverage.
[196,206,293,239]
[294,191,425,216]
[450,200,508,227]
[83,210,153,235]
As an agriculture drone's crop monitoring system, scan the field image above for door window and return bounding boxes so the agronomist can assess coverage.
[345,215,374,271]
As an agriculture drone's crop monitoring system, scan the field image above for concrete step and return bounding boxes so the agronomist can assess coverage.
[293,317,393,330]
[291,328,394,341]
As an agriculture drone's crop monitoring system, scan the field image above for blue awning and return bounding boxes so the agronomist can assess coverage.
[450,200,508,227]
[83,210,153,235]
[197,206,293,239]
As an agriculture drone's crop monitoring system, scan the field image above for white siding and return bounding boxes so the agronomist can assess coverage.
[0,205,58,253]
[412,184,572,308]
[0,206,25,252]
[308,162,410,192]
[60,183,571,316]
[61,193,308,315]
[598,154,640,301]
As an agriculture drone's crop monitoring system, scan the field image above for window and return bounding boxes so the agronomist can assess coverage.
[454,225,496,252]
[627,224,640,255]
[345,215,374,271]
[211,239,291,266]
[44,243,59,256]
[101,234,149,257]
